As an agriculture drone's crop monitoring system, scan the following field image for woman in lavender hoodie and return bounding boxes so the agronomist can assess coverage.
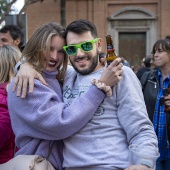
[7,22,123,170]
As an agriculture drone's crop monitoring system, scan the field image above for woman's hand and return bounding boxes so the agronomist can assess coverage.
[12,63,48,98]
[164,95,170,107]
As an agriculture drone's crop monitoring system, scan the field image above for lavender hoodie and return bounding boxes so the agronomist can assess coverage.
[7,67,105,170]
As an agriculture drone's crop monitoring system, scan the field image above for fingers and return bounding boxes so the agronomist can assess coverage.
[36,73,48,86]
[16,76,24,97]
[12,71,29,98]
[99,61,123,87]
[117,69,124,79]
[164,95,170,106]
[164,95,170,100]
[18,75,46,98]
[11,62,47,98]
[108,57,122,67]
[28,77,34,93]
[20,73,48,98]
[107,62,123,78]
[12,76,19,92]
[20,78,29,98]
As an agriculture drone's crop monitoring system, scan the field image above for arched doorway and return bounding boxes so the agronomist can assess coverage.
[108,6,157,66]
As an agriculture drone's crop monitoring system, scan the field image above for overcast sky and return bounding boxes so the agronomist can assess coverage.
[12,0,24,13]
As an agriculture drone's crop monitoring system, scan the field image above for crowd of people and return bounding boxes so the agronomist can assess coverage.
[0,20,170,170]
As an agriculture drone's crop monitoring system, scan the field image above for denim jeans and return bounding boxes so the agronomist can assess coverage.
[156,159,170,170]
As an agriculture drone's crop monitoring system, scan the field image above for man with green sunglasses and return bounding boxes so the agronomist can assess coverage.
[62,19,158,170]
[12,19,158,170]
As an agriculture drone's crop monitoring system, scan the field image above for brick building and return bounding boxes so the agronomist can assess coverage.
[25,0,170,65]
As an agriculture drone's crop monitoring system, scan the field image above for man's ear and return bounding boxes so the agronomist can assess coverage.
[97,38,102,52]
[14,38,21,47]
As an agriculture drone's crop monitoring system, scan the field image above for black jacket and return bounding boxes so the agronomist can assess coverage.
[136,67,151,80]
[140,69,170,142]
[140,69,158,122]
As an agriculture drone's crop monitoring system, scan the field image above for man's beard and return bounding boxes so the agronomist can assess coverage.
[69,51,99,75]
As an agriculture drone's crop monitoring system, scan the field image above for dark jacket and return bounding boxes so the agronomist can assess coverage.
[140,69,170,141]
[140,69,158,122]
[136,67,151,80]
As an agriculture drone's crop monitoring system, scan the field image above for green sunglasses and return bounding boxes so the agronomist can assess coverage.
[63,38,98,56]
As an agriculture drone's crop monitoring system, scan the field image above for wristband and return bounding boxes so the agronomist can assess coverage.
[14,58,27,75]
[14,61,22,75]
[91,79,112,97]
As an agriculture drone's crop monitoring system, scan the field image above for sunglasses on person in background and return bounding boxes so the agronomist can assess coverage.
[63,38,98,56]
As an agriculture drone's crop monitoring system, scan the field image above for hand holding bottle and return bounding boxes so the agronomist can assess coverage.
[99,57,123,87]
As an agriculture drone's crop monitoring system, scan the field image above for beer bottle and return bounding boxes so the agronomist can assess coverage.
[106,35,118,66]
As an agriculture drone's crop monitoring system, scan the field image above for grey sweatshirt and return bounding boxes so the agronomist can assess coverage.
[62,66,159,170]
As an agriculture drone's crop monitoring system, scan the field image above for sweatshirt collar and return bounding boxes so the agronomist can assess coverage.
[42,70,58,79]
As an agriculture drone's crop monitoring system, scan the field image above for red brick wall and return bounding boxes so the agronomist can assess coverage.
[25,0,170,43]
[26,0,60,38]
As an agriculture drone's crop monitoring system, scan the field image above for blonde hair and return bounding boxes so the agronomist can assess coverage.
[22,22,68,84]
[0,45,21,83]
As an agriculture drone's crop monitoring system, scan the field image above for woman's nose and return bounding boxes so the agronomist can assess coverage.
[51,50,58,59]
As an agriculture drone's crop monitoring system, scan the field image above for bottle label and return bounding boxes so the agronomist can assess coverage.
[107,44,114,52]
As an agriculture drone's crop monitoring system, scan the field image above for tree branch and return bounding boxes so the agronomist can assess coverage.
[0,0,17,24]
[17,0,43,28]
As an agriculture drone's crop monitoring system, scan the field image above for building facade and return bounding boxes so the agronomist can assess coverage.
[25,0,170,66]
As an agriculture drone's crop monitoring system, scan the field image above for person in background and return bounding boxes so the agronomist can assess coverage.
[136,54,152,80]
[140,58,146,67]
[99,52,106,60]
[140,38,170,170]
[0,25,24,51]
[150,54,156,69]
[7,22,123,170]
[165,35,170,40]
[12,19,158,170]
[131,65,139,74]
[0,45,21,163]
[121,56,130,67]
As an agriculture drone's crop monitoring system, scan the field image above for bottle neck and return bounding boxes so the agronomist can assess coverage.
[107,48,115,52]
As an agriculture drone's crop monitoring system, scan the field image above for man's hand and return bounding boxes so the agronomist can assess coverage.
[124,165,154,170]
[12,63,48,98]
[99,57,123,87]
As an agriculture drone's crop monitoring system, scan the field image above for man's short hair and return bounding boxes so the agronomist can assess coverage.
[65,19,98,38]
[0,25,24,50]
